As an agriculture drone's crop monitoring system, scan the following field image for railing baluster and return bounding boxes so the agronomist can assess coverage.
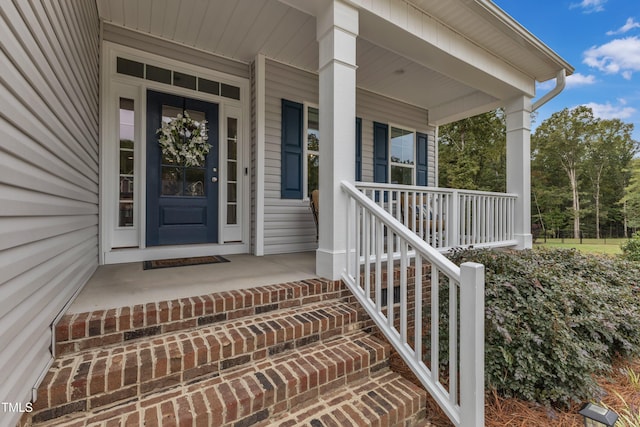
[387,228,394,330]
[449,277,458,406]
[355,201,361,291]
[364,209,371,300]
[400,240,408,343]
[375,216,383,313]
[415,253,422,363]
[431,265,439,383]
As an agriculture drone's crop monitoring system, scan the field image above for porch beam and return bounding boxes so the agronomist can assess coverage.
[316,0,358,280]
[505,95,532,249]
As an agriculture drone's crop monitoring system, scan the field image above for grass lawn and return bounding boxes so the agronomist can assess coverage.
[534,237,627,255]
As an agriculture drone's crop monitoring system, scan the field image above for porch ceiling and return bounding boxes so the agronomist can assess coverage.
[96,0,570,124]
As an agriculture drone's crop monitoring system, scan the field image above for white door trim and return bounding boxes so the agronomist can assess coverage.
[100,42,250,264]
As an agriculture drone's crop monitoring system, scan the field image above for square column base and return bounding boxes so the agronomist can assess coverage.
[513,233,533,250]
[316,248,346,281]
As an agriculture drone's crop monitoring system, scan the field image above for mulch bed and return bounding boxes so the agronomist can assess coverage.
[387,350,640,426]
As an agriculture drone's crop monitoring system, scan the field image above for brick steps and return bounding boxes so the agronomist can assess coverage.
[55,279,347,356]
[32,332,420,426]
[30,299,363,423]
[26,278,430,426]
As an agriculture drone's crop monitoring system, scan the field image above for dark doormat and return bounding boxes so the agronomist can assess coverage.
[143,255,230,270]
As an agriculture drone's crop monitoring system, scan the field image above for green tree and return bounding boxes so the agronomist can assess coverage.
[438,110,506,192]
[622,158,640,231]
[581,119,636,238]
[532,107,596,239]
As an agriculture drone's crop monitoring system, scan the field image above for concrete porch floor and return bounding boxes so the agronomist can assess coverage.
[68,252,317,314]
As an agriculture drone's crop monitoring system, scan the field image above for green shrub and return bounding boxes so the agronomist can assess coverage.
[447,248,640,407]
[621,232,640,262]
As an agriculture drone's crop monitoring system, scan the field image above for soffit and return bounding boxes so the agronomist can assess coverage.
[97,0,539,121]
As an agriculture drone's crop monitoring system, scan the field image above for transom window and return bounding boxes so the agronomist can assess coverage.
[390,126,415,185]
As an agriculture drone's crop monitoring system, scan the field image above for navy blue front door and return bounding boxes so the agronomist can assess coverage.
[146,90,219,246]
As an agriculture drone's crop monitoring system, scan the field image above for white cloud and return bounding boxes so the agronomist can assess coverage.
[606,17,640,35]
[581,101,636,120]
[570,0,607,13]
[583,36,640,79]
[565,73,597,88]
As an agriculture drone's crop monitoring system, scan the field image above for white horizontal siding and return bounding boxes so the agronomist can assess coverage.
[0,1,99,426]
[356,89,436,185]
[263,60,319,255]
[103,23,250,80]
[262,59,434,255]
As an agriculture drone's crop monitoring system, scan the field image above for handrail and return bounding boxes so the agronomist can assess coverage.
[341,180,485,427]
[355,181,517,198]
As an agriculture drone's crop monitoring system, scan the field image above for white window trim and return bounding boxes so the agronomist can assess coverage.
[388,123,417,185]
[302,102,319,200]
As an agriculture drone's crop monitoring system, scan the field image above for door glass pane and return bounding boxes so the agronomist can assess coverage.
[162,166,183,196]
[160,106,208,197]
[118,98,135,227]
[185,168,205,196]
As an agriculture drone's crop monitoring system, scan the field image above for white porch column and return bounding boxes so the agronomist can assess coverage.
[316,0,358,280]
[506,95,532,249]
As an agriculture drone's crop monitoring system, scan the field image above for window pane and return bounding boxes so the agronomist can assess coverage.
[119,177,134,200]
[117,57,144,78]
[173,71,196,90]
[119,202,134,227]
[118,98,135,228]
[227,204,237,225]
[199,78,220,95]
[307,107,319,151]
[391,127,414,165]
[227,161,237,181]
[227,183,237,202]
[146,65,171,84]
[119,150,134,175]
[307,154,319,195]
[228,117,238,141]
[221,83,240,100]
[391,165,413,185]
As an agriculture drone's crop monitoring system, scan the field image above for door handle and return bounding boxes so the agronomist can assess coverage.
[211,177,218,183]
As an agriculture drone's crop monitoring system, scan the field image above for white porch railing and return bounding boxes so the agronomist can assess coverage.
[341,181,485,427]
[355,182,517,250]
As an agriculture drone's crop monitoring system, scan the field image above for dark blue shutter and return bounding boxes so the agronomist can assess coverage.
[281,99,303,199]
[416,132,428,186]
[373,122,388,183]
[355,117,362,181]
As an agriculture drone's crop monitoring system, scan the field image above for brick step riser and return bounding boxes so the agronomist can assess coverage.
[265,371,427,427]
[55,279,347,356]
[31,302,366,423]
[31,333,393,427]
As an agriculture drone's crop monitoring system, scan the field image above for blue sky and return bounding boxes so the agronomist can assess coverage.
[493,0,640,141]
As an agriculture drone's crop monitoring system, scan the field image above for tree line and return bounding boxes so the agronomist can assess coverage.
[438,106,639,239]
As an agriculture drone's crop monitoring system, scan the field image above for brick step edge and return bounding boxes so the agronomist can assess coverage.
[30,332,390,427]
[30,299,365,420]
[55,278,348,356]
[266,370,428,427]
